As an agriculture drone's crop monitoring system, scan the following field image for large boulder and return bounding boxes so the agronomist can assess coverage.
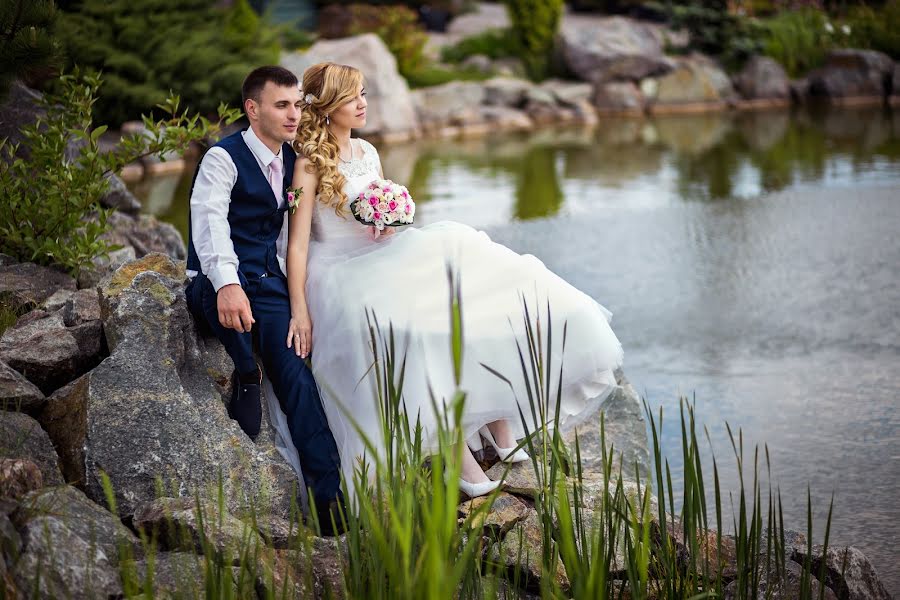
[807,49,894,101]
[591,81,645,115]
[0,360,44,414]
[724,559,838,600]
[645,56,735,112]
[558,17,674,84]
[793,545,892,600]
[282,34,421,142]
[0,305,103,395]
[101,172,142,215]
[104,211,186,260]
[733,56,791,102]
[65,254,299,522]
[412,81,487,132]
[12,485,143,564]
[0,411,63,486]
[0,459,43,500]
[0,259,76,314]
[490,510,569,592]
[483,77,534,108]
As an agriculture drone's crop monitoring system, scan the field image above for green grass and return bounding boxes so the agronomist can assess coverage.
[23,266,838,598]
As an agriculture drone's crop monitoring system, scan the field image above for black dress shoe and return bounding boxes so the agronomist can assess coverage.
[311,496,348,537]
[229,371,261,439]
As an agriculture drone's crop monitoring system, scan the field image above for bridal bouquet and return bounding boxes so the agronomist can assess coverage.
[350,179,415,232]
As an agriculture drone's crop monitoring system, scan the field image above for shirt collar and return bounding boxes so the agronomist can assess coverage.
[243,125,282,167]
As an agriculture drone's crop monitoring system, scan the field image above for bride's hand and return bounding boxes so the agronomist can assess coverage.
[286,309,313,359]
[368,226,395,241]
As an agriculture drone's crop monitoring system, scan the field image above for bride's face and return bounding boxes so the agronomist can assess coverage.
[330,85,367,130]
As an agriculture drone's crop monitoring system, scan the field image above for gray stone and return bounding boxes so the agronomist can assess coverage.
[104,211,186,260]
[492,57,527,78]
[541,79,594,107]
[13,485,143,563]
[0,360,44,414]
[458,492,530,535]
[0,411,63,486]
[807,49,894,100]
[478,106,534,131]
[0,260,76,314]
[77,254,299,522]
[38,374,90,485]
[282,34,421,142]
[101,172,142,215]
[447,3,508,38]
[558,17,674,84]
[793,545,892,600]
[893,62,900,97]
[412,81,487,131]
[0,458,42,500]
[122,552,206,598]
[724,559,838,600]
[0,307,103,395]
[77,244,138,289]
[483,77,534,108]
[591,81,645,114]
[734,56,791,101]
[489,510,568,591]
[649,56,735,109]
[133,497,262,564]
[487,460,540,499]
[560,370,651,482]
[12,515,122,599]
[461,54,494,74]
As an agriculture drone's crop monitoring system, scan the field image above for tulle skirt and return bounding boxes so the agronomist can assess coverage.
[304,221,624,495]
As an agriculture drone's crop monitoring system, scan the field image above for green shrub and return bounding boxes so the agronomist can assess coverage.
[440,28,519,63]
[504,0,564,80]
[0,71,241,275]
[0,0,61,98]
[56,0,279,124]
[843,0,900,59]
[404,65,491,88]
[759,9,833,76]
[347,4,429,79]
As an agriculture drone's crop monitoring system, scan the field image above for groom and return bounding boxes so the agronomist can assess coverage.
[184,66,344,532]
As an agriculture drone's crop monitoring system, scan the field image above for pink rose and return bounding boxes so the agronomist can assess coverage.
[388,200,397,211]
[373,211,382,220]
[287,192,295,202]
[405,204,411,214]
[368,196,378,206]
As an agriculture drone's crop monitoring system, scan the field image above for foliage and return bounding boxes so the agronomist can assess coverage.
[404,64,492,88]
[842,0,900,59]
[0,0,61,98]
[504,0,565,80]
[0,71,241,275]
[440,28,520,64]
[346,4,429,79]
[55,0,279,124]
[758,8,834,77]
[651,0,763,70]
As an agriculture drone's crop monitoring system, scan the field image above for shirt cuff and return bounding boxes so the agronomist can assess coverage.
[208,265,241,292]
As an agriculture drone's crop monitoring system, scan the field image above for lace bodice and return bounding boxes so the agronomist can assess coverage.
[310,138,383,257]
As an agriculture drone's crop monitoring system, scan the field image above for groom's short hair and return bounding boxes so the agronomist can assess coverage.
[242,66,299,104]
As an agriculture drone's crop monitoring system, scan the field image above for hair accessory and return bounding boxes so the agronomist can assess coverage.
[304,93,317,105]
[326,115,330,125]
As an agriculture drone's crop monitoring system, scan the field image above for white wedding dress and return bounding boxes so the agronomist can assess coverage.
[276,138,623,497]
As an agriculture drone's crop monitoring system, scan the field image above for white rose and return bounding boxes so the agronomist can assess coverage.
[382,212,395,225]
[377,201,389,212]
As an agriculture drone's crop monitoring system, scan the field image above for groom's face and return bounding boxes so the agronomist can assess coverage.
[246,82,303,145]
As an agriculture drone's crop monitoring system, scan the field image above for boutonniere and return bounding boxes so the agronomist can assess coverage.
[286,186,303,215]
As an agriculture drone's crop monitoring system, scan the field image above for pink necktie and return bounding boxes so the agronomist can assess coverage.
[268,155,283,207]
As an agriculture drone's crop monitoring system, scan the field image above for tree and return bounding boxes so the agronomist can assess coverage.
[0,0,61,99]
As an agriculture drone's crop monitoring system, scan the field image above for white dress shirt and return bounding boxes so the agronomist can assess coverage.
[188,126,290,291]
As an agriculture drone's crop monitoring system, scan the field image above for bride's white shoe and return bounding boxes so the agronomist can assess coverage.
[479,426,531,463]
[458,477,501,498]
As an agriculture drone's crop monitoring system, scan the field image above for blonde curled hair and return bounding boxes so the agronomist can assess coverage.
[293,62,364,216]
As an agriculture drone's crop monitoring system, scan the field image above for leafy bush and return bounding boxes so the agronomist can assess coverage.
[0,71,241,275]
[843,0,900,59]
[440,28,520,63]
[404,64,491,88]
[0,0,61,98]
[56,0,279,124]
[757,9,833,76]
[504,0,564,80]
[348,4,429,79]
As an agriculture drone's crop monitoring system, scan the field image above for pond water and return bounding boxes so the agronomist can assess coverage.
[131,105,900,591]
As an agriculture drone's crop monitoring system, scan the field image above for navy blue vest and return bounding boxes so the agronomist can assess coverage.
[187,130,296,282]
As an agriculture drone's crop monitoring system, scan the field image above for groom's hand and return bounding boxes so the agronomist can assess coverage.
[217,284,255,333]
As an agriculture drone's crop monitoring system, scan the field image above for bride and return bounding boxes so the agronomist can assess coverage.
[285,62,623,498]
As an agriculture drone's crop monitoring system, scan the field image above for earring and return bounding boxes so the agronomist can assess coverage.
[326,115,330,125]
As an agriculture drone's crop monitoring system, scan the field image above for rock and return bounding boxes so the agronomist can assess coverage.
[447,3,508,38]
[0,458,42,500]
[458,492,530,535]
[893,62,900,97]
[75,254,298,522]
[483,77,534,108]
[77,245,138,289]
[38,374,90,484]
[461,54,494,74]
[13,485,143,563]
[647,56,735,111]
[121,552,206,598]
[541,79,594,107]
[0,411,63,486]
[258,536,345,599]
[282,34,421,142]
[478,106,534,131]
[558,17,674,84]
[0,307,103,395]
[807,49,894,101]
[105,211,186,260]
[412,81,487,132]
[592,81,645,115]
[733,56,791,101]
[561,370,650,482]
[492,57,527,78]
[793,545,892,600]
[62,288,102,325]
[0,360,44,413]
[0,260,76,314]
[724,559,838,600]
[101,172,142,215]
[490,510,568,591]
[487,461,540,499]
[133,497,262,564]
[11,515,122,599]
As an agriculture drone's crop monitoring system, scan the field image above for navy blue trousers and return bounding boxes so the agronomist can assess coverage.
[186,272,343,503]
